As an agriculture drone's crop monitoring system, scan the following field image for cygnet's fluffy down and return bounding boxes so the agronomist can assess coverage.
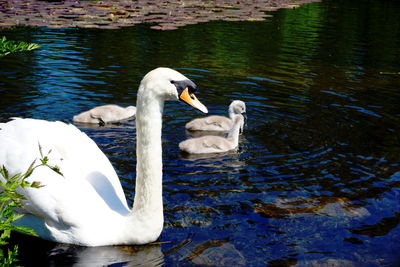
[179,114,244,154]
[185,100,246,132]
[73,104,136,125]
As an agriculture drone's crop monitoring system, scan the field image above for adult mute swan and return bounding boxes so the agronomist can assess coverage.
[73,104,136,125]
[185,100,246,132]
[179,113,244,154]
[0,67,208,246]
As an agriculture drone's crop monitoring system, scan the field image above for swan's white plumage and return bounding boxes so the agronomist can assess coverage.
[0,118,130,245]
[0,67,206,246]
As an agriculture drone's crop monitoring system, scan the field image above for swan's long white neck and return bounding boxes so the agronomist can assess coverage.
[129,85,165,239]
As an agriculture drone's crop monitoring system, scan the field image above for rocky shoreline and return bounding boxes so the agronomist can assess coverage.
[0,0,321,30]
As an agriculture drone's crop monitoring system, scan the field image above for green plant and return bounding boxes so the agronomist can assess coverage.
[0,146,62,266]
[0,36,40,58]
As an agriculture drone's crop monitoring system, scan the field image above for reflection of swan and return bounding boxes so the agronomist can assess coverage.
[179,114,244,154]
[73,104,136,125]
[0,67,208,246]
[180,150,241,161]
[185,100,246,132]
[48,243,164,266]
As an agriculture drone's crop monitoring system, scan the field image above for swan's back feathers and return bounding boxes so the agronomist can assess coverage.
[89,105,136,123]
[0,118,130,241]
[185,100,246,132]
[73,105,136,124]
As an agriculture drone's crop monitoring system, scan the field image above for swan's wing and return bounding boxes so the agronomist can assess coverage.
[204,116,232,129]
[0,118,130,222]
[90,113,105,125]
[201,137,230,152]
[186,116,232,131]
[90,106,116,123]
[179,136,230,154]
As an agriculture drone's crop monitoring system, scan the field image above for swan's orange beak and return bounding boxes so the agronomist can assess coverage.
[179,88,208,113]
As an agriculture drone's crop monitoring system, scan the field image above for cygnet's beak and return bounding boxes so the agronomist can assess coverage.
[241,113,247,134]
[243,112,247,121]
[179,88,208,113]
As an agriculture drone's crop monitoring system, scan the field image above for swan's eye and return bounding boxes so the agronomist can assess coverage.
[171,79,197,95]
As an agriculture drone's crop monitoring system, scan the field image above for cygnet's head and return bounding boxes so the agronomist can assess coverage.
[229,100,246,115]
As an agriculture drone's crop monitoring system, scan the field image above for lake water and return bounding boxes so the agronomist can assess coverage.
[1,0,400,266]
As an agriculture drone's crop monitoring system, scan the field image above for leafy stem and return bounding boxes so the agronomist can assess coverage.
[0,145,63,265]
[0,36,40,58]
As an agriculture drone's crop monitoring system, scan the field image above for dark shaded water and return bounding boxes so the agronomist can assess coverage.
[1,0,400,266]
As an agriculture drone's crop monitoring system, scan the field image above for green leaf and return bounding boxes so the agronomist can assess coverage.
[38,143,44,158]
[13,226,37,237]
[0,229,11,242]
[21,181,31,188]
[24,160,37,179]
[50,165,63,176]
[40,156,48,165]
[0,166,9,179]
[30,181,43,188]
[10,213,24,222]
[0,36,41,58]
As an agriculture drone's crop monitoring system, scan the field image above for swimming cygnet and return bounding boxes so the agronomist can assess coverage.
[179,113,244,154]
[73,104,136,125]
[185,100,246,132]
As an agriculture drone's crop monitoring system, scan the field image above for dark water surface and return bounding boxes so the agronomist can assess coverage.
[1,0,400,266]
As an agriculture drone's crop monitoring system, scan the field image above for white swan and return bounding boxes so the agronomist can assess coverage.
[179,114,244,154]
[0,67,208,246]
[73,104,137,125]
[185,100,246,132]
